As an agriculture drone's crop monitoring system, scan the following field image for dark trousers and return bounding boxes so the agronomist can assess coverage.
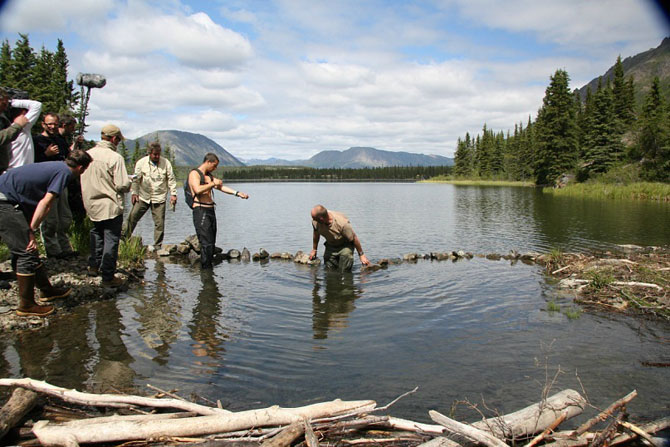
[192,207,217,269]
[89,215,123,281]
[0,202,41,274]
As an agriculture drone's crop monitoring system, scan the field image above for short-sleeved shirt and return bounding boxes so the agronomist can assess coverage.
[0,161,72,215]
[312,210,355,247]
[34,133,69,163]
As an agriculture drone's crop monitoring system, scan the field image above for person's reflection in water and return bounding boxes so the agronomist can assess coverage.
[311,270,362,339]
[134,261,182,365]
[188,269,227,371]
[15,309,94,389]
[91,300,136,393]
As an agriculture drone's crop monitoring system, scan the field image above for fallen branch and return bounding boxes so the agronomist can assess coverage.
[0,378,230,416]
[617,421,657,446]
[612,281,663,291]
[260,421,304,447]
[572,390,637,437]
[430,410,509,447]
[525,411,568,447]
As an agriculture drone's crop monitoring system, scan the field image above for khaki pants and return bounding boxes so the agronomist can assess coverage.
[122,200,167,247]
[41,189,73,257]
[324,243,355,272]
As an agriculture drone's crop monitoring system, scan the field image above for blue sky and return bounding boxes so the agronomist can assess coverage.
[1,0,668,160]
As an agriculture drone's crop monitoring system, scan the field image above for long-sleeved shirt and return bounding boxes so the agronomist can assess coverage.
[0,114,23,174]
[131,155,177,204]
[81,140,131,221]
[8,99,41,169]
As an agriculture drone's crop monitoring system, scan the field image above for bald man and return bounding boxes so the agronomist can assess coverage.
[309,204,370,271]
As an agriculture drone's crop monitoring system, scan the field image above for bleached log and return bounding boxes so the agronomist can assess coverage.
[0,387,38,439]
[416,437,463,447]
[387,416,446,435]
[32,399,376,446]
[612,281,663,290]
[260,421,304,447]
[472,389,586,439]
[304,419,319,447]
[0,377,230,416]
[430,410,509,447]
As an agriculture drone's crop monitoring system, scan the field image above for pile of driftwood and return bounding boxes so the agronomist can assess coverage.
[0,378,668,447]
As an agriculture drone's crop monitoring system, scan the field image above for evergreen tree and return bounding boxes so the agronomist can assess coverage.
[0,40,11,85]
[51,39,76,114]
[612,56,636,127]
[533,69,579,185]
[453,135,472,176]
[636,77,669,181]
[118,140,130,167]
[32,46,56,109]
[10,34,36,95]
[131,141,142,166]
[583,78,622,174]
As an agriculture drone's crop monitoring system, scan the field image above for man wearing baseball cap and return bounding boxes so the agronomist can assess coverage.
[80,124,131,287]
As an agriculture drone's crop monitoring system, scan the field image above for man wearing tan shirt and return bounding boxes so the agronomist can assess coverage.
[80,124,131,286]
[122,142,177,247]
[309,204,370,272]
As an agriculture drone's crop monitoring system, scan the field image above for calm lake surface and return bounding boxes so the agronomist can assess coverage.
[2,183,669,422]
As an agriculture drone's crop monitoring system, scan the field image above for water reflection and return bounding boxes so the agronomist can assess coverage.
[311,270,362,339]
[90,300,135,391]
[188,269,228,369]
[134,261,182,365]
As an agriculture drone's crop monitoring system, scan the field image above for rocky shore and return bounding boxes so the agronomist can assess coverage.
[1,239,667,332]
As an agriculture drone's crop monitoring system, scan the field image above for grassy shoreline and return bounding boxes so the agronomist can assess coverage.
[543,181,670,201]
[422,176,535,187]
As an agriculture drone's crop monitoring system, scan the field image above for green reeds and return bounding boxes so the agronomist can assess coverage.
[544,182,670,201]
[118,236,146,267]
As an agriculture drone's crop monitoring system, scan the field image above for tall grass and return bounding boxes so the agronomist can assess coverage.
[544,182,670,201]
[69,217,94,255]
[0,242,8,263]
[118,236,146,267]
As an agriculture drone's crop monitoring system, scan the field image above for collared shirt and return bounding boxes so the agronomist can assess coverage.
[80,140,131,221]
[0,161,71,216]
[131,155,177,204]
[312,210,355,247]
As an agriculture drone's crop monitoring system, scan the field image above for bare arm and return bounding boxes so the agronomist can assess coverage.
[219,184,249,199]
[309,229,320,260]
[352,234,370,266]
[189,170,216,196]
[26,192,58,251]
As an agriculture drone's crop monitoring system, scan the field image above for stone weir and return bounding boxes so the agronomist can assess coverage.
[147,235,552,270]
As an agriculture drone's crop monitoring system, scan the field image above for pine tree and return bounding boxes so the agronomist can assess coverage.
[534,69,579,185]
[453,136,472,176]
[10,34,36,95]
[51,39,76,114]
[636,77,669,181]
[32,46,56,110]
[0,40,12,85]
[611,56,636,127]
[118,140,130,168]
[583,78,622,174]
[131,141,142,166]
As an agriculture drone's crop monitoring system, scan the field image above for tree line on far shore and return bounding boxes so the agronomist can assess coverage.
[453,57,670,185]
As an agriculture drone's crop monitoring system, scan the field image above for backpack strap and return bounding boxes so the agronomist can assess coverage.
[191,168,216,206]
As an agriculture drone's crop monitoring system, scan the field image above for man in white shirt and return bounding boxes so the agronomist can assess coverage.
[7,98,41,169]
[122,142,177,248]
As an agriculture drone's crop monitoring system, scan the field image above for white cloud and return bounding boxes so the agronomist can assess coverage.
[0,0,113,32]
[99,11,253,69]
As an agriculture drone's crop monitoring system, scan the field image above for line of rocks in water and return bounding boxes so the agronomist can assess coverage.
[147,235,561,270]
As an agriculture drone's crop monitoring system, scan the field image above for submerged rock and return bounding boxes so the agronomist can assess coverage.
[241,247,251,262]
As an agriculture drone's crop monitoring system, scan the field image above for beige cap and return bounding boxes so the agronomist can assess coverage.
[101,124,124,139]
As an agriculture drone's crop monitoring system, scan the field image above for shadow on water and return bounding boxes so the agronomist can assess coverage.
[311,270,363,340]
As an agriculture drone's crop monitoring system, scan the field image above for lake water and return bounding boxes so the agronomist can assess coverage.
[2,183,669,423]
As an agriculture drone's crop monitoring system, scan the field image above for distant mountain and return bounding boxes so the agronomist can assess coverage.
[243,157,302,166]
[576,37,670,103]
[248,147,453,168]
[125,130,244,167]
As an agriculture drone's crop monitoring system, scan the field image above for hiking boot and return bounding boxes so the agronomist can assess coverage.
[87,266,99,277]
[16,274,54,317]
[102,276,125,287]
[34,264,72,301]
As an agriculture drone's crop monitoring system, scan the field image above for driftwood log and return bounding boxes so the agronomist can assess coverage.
[31,399,376,446]
[472,389,587,439]
[0,387,38,439]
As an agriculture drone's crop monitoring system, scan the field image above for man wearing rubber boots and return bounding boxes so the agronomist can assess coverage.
[0,150,92,316]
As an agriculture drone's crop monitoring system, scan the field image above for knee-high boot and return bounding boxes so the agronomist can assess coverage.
[16,273,54,317]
